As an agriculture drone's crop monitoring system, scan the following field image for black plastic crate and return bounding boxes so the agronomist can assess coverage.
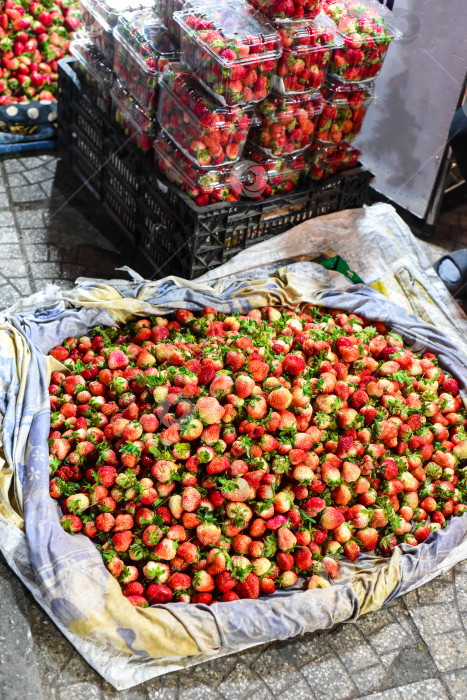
[103,182,139,238]
[103,164,139,215]
[142,167,372,278]
[70,127,103,197]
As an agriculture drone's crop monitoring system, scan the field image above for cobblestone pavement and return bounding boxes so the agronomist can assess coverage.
[1,154,467,700]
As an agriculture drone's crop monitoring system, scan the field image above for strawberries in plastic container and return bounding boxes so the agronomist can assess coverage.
[325,0,398,83]
[154,131,243,206]
[158,63,252,168]
[316,77,373,144]
[307,140,360,180]
[273,14,340,94]
[113,10,179,114]
[174,1,282,107]
[250,91,324,156]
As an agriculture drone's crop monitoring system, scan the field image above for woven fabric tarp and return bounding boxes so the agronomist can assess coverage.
[0,203,466,690]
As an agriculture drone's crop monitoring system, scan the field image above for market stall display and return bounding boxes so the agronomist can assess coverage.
[249,0,328,22]
[70,35,113,113]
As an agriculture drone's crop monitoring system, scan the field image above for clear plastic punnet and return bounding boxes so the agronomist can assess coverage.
[158,63,253,167]
[113,10,179,114]
[242,142,307,197]
[174,0,282,106]
[307,140,360,180]
[157,0,185,39]
[111,81,157,153]
[273,14,341,94]
[153,131,244,206]
[249,0,328,22]
[70,35,114,107]
[249,91,324,156]
[316,76,373,143]
[325,0,400,83]
[79,0,153,64]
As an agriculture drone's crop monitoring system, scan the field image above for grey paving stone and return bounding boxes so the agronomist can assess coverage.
[11,184,46,203]
[9,277,33,296]
[288,634,331,667]
[255,646,308,695]
[189,654,237,688]
[329,624,381,672]
[29,261,62,279]
[25,167,56,184]
[301,651,357,700]
[350,663,392,696]
[0,558,44,700]
[17,228,50,243]
[398,679,449,700]
[361,689,402,700]
[14,209,47,227]
[385,644,439,688]
[60,264,87,280]
[421,632,467,673]
[454,561,467,611]
[145,671,179,700]
[409,603,461,639]
[0,191,11,208]
[19,156,45,170]
[273,675,315,700]
[0,243,23,258]
[218,661,273,700]
[369,622,414,655]
[24,243,52,262]
[7,172,30,188]
[442,669,467,700]
[0,257,28,277]
[57,682,102,700]
[415,571,455,606]
[0,227,18,243]
[0,284,21,309]
[4,159,24,173]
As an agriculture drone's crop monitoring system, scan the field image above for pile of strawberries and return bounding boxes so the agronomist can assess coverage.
[0,0,80,104]
[48,305,467,607]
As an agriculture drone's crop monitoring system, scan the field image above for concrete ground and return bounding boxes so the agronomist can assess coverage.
[1,153,467,700]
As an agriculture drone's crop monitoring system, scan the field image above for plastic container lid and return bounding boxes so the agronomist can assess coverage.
[257,91,325,122]
[111,80,156,133]
[321,75,374,105]
[114,10,179,74]
[154,130,241,195]
[70,35,114,89]
[159,63,252,131]
[274,13,341,52]
[246,142,307,178]
[325,0,399,42]
[80,0,153,32]
[174,0,282,66]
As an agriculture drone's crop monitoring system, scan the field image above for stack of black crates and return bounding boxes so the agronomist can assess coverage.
[57,57,372,280]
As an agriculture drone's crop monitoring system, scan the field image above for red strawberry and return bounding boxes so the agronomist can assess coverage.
[320,507,345,530]
[235,572,260,599]
[146,584,173,604]
[356,528,378,551]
